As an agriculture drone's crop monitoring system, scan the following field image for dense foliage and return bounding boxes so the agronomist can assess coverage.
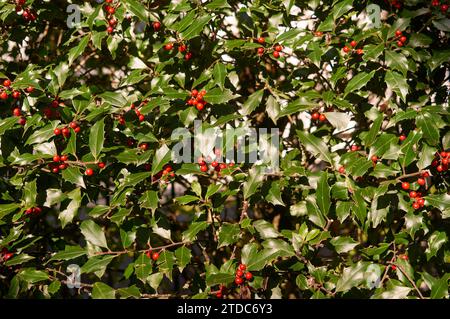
[0,0,449,299]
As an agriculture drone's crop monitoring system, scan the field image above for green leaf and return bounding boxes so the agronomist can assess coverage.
[296,130,333,164]
[316,172,330,216]
[344,71,375,96]
[174,246,191,272]
[253,220,280,239]
[243,166,264,200]
[266,95,280,124]
[59,188,82,228]
[180,15,212,40]
[265,181,285,206]
[92,282,116,299]
[19,269,49,284]
[89,118,105,161]
[213,63,226,89]
[204,87,239,104]
[206,273,235,286]
[240,89,264,116]
[68,34,90,66]
[416,113,439,145]
[81,255,115,274]
[48,246,86,262]
[62,167,86,189]
[335,262,368,292]
[123,0,148,22]
[174,195,200,205]
[80,220,108,249]
[425,231,447,261]
[364,114,383,147]
[140,190,159,213]
[330,236,359,254]
[218,223,240,248]
[182,222,208,241]
[151,144,171,176]
[4,254,35,266]
[385,71,408,102]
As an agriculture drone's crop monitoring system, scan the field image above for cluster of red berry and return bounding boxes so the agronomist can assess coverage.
[342,40,363,55]
[215,285,225,298]
[48,154,69,174]
[400,173,429,210]
[145,164,175,181]
[1,79,34,102]
[234,263,252,285]
[197,157,234,174]
[12,107,26,126]
[54,121,80,138]
[186,89,207,111]
[311,112,327,123]
[256,37,283,59]
[431,0,449,12]
[25,206,42,215]
[0,248,14,264]
[394,30,407,47]
[104,0,119,34]
[431,151,449,172]
[145,250,160,261]
[164,42,192,61]
[15,0,36,22]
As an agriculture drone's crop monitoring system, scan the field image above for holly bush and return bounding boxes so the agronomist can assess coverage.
[0,0,449,300]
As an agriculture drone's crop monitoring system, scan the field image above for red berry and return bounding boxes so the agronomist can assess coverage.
[356,49,364,55]
[200,165,208,172]
[140,143,149,151]
[60,155,68,162]
[62,127,70,137]
[311,112,320,120]
[417,178,425,186]
[401,182,410,190]
[319,114,326,122]
[26,86,34,93]
[69,122,78,129]
[3,253,14,261]
[164,165,172,172]
[409,191,417,198]
[400,36,407,43]
[13,108,21,117]
[164,43,173,51]
[238,264,246,271]
[400,255,408,260]
[274,44,283,52]
[437,165,443,172]
[236,270,244,277]
[53,155,60,163]
[351,145,359,152]
[196,102,204,111]
[257,47,264,55]
[98,162,105,169]
[395,30,402,37]
[18,117,26,126]
[432,0,440,6]
[152,21,161,31]
[107,6,115,14]
[138,114,145,122]
[397,40,403,47]
[200,90,207,96]
[440,151,448,158]
[211,161,218,168]
[219,163,227,170]
[107,26,114,34]
[74,126,81,133]
[441,4,449,12]
[54,128,61,136]
[442,158,449,165]
[412,202,420,210]
[343,46,350,53]
[245,272,253,280]
[273,51,280,58]
[151,252,159,261]
[0,91,8,100]
[350,40,357,47]
[3,79,11,87]
[34,207,42,214]
[421,171,429,177]
[59,163,67,170]
[109,18,117,26]
[257,37,265,44]
[12,91,21,99]
[191,89,198,97]
[235,277,243,285]
[52,167,59,174]
[216,292,222,298]
[371,155,378,162]
[314,31,323,37]
[178,44,187,53]
[399,135,406,141]
[417,198,425,206]
[184,52,193,61]
[338,166,345,174]
[85,168,94,176]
